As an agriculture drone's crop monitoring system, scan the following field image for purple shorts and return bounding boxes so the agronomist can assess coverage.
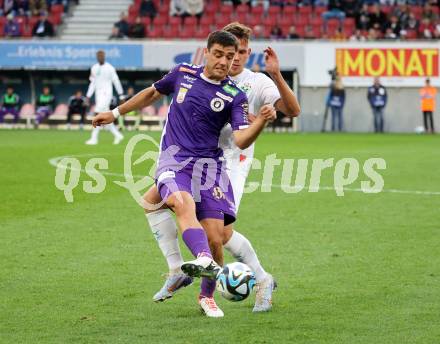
[156,158,236,226]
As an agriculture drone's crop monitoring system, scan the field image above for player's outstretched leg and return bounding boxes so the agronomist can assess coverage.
[223,227,276,312]
[144,186,192,302]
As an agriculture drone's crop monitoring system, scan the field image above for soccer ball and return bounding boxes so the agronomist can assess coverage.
[216,262,256,302]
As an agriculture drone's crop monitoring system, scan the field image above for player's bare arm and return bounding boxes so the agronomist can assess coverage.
[264,47,301,117]
[233,104,276,149]
[92,86,162,127]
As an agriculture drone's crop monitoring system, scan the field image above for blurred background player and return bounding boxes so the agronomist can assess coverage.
[144,22,300,313]
[419,78,436,134]
[85,50,124,145]
[66,90,88,130]
[35,86,55,128]
[118,87,141,131]
[367,77,387,133]
[0,86,20,125]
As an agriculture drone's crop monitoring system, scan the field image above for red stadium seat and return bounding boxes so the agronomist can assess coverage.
[279,15,294,28]
[310,16,323,27]
[267,6,281,17]
[28,16,40,30]
[153,15,167,26]
[0,16,6,27]
[295,15,309,26]
[233,12,248,25]
[313,6,327,18]
[128,4,139,18]
[195,25,210,39]
[0,24,4,37]
[51,4,64,15]
[406,29,417,39]
[248,15,261,28]
[283,6,296,17]
[141,17,151,27]
[251,5,264,18]
[147,25,163,38]
[262,16,277,28]
[199,14,214,27]
[158,3,169,16]
[22,25,32,37]
[163,25,179,38]
[184,16,197,26]
[49,13,62,26]
[298,6,312,17]
[343,18,355,35]
[236,4,248,14]
[179,26,195,39]
[215,15,231,28]
[205,2,219,16]
[327,19,340,34]
[432,6,439,15]
[220,4,233,18]
[295,25,305,37]
[169,16,182,27]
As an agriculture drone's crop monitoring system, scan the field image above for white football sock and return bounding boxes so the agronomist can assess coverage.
[224,230,268,282]
[107,123,122,138]
[146,210,184,274]
[90,126,100,141]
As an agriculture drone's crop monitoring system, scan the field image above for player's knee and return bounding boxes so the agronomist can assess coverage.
[208,235,223,252]
[222,225,234,245]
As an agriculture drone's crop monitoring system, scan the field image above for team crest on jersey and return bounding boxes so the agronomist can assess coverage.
[239,82,252,94]
[212,187,225,200]
[177,87,188,103]
[210,98,225,112]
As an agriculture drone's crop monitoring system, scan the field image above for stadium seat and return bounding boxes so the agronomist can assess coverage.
[248,15,262,28]
[49,13,62,26]
[220,5,234,18]
[163,25,179,39]
[147,25,163,38]
[169,16,182,27]
[205,2,219,16]
[298,6,312,17]
[215,15,231,28]
[128,4,139,18]
[19,104,35,127]
[267,6,281,17]
[141,17,151,27]
[179,26,195,39]
[280,15,294,28]
[295,15,309,27]
[50,4,64,15]
[52,104,68,119]
[310,16,323,28]
[153,15,167,27]
[251,5,264,18]
[262,16,277,28]
[313,6,327,18]
[233,13,248,25]
[199,15,214,27]
[141,105,156,116]
[158,104,169,117]
[406,29,417,39]
[195,25,210,39]
[158,3,170,16]
[0,16,6,27]
[283,6,296,17]
[236,4,248,14]
[183,16,197,27]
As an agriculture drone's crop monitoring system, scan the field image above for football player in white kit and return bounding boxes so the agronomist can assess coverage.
[85,50,125,145]
[143,23,301,312]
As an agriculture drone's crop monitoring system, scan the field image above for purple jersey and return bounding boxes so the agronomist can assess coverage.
[153,63,249,164]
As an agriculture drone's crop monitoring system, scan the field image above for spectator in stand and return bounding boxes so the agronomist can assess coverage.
[406,13,419,32]
[4,13,21,37]
[422,3,438,22]
[170,0,186,16]
[66,90,88,130]
[355,4,370,31]
[0,86,20,124]
[35,86,55,128]
[32,12,54,37]
[128,16,145,38]
[322,0,346,29]
[184,0,204,18]
[367,27,378,41]
[419,18,435,38]
[304,26,316,39]
[341,0,359,18]
[251,0,269,10]
[383,28,397,39]
[328,77,345,132]
[331,27,346,41]
[251,25,265,39]
[385,15,401,38]
[29,0,47,16]
[397,4,411,30]
[287,25,300,39]
[140,0,157,19]
[367,77,387,133]
[114,12,129,37]
[434,23,440,39]
[270,25,283,39]
[419,78,436,134]
[368,4,387,32]
[350,29,366,41]
[109,26,125,39]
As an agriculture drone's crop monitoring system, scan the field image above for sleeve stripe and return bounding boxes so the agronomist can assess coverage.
[238,125,249,130]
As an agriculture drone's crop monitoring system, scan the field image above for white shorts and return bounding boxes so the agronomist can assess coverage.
[225,149,253,212]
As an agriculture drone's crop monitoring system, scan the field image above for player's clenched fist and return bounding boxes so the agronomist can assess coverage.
[258,104,276,122]
[92,111,115,127]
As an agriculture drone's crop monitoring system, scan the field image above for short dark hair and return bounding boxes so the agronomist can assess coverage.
[207,30,238,51]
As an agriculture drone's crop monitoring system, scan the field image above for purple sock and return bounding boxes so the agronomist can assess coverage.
[200,277,216,298]
[182,228,212,258]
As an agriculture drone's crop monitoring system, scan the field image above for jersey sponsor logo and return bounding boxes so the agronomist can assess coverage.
[212,186,225,200]
[181,82,193,89]
[179,66,197,74]
[183,75,197,83]
[223,84,239,96]
[176,87,188,103]
[215,92,233,102]
[210,97,225,112]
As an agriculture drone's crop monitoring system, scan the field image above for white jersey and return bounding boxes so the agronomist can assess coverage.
[86,62,123,112]
[219,68,281,210]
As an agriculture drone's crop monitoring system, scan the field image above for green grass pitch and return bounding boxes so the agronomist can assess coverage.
[1,130,439,344]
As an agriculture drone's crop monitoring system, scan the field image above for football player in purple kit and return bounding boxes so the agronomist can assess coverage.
[92,31,276,318]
